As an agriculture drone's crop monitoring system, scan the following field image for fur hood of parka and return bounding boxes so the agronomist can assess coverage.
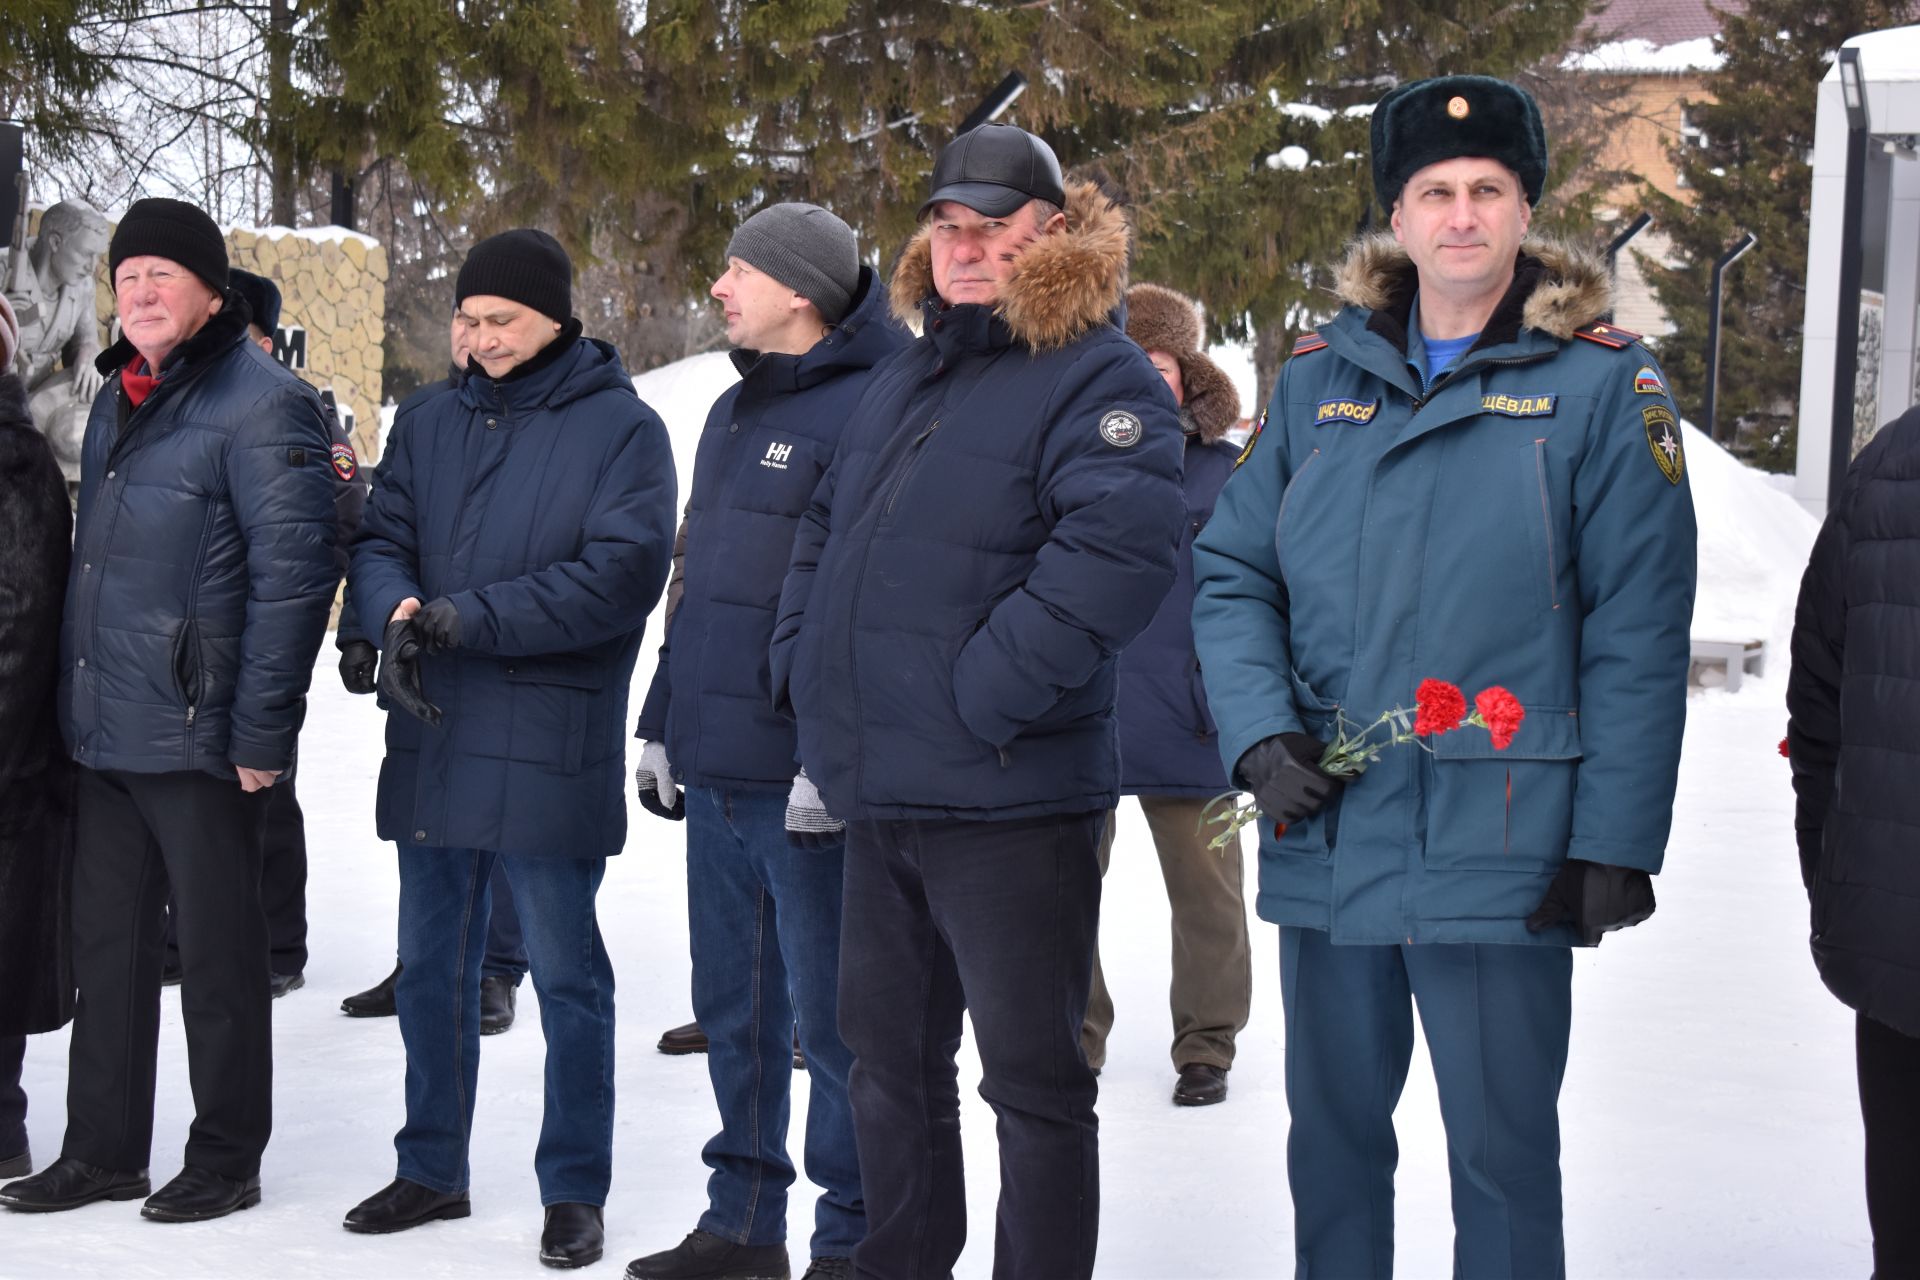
[1124,281,1242,443]
[1331,232,1613,340]
[889,178,1131,353]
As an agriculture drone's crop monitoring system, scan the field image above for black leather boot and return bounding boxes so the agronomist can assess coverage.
[480,975,517,1034]
[1172,1062,1229,1107]
[0,1157,150,1213]
[626,1229,790,1280]
[541,1202,605,1269]
[341,963,401,1017]
[141,1165,261,1222]
[655,1021,708,1055]
[342,1177,472,1234]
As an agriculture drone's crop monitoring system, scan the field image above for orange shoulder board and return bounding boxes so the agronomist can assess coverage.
[1291,332,1328,356]
[1573,321,1642,350]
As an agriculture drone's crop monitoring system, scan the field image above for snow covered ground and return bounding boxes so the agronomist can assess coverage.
[6,367,1870,1277]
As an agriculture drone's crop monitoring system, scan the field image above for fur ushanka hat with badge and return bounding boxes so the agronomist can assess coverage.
[1124,282,1242,443]
[1370,74,1549,213]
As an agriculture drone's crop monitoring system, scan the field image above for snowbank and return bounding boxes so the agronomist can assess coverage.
[1564,36,1723,73]
[1683,421,1820,659]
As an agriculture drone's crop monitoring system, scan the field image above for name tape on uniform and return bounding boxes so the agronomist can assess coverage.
[1480,393,1557,418]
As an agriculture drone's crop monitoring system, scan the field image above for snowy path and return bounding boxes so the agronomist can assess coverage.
[3,662,1869,1278]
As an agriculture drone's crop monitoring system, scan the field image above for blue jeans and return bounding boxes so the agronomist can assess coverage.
[483,857,528,984]
[687,787,862,1259]
[393,845,615,1206]
[1279,926,1572,1280]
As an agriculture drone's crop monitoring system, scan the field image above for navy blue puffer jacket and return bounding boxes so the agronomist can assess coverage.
[1788,406,1920,1037]
[634,267,907,790]
[350,331,676,860]
[770,183,1186,822]
[1117,427,1237,796]
[61,303,339,777]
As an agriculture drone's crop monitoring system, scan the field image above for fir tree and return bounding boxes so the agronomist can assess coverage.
[1645,0,1920,470]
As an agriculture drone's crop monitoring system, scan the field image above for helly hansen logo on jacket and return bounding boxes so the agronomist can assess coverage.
[762,441,793,470]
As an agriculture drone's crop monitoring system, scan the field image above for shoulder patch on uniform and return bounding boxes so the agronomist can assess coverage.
[1315,397,1379,426]
[1291,333,1328,356]
[1573,321,1641,350]
[1633,365,1665,396]
[1098,409,1143,448]
[329,441,358,480]
[1234,409,1265,468]
[1642,404,1685,484]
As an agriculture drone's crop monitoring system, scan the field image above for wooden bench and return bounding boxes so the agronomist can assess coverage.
[1690,638,1766,692]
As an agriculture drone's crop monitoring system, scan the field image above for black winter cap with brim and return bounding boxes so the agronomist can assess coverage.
[1370,75,1548,212]
[229,268,281,335]
[456,228,573,322]
[918,123,1067,219]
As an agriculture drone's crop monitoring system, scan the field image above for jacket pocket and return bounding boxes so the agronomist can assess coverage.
[1421,707,1581,873]
[171,619,203,708]
[502,659,601,774]
[1519,440,1565,615]
[1265,790,1342,862]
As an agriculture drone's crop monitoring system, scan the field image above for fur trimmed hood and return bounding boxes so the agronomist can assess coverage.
[1332,232,1612,340]
[890,178,1131,352]
[1125,282,1242,443]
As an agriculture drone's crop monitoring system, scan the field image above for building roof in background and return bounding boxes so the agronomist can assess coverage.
[1568,0,1743,72]
[1582,0,1744,47]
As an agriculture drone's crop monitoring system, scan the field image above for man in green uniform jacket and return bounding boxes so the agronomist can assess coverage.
[1192,75,1696,1277]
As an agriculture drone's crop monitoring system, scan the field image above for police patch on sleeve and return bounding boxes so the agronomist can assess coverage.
[1234,409,1265,469]
[330,441,359,480]
[1642,404,1685,484]
[1098,409,1143,448]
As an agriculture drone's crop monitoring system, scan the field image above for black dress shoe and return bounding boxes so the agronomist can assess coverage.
[0,1147,29,1179]
[0,1156,150,1212]
[656,1021,708,1055]
[800,1259,851,1280]
[342,963,401,1017]
[270,971,306,999]
[625,1228,790,1279]
[480,975,517,1034]
[343,1177,471,1234]
[541,1202,605,1269]
[141,1165,261,1222]
[1172,1062,1229,1107]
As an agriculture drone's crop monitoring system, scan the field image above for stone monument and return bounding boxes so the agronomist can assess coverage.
[6,198,109,483]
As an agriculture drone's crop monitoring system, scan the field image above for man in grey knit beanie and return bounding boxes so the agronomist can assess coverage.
[626,198,907,1280]
[721,203,860,326]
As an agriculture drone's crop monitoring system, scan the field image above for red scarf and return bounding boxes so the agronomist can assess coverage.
[120,357,160,408]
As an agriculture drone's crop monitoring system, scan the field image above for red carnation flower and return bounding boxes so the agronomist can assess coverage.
[1413,679,1468,736]
[1474,686,1527,751]
[1779,737,1790,759]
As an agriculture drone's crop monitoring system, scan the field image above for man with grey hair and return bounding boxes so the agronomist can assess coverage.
[6,199,110,479]
[626,203,906,1280]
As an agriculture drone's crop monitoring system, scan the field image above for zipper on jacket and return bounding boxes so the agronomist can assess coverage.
[883,418,941,515]
[1532,439,1560,610]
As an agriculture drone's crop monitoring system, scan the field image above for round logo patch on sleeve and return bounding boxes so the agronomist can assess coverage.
[330,441,359,481]
[1098,410,1143,448]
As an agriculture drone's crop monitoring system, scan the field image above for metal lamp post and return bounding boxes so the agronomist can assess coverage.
[1830,46,1871,506]
[957,73,1029,135]
[1704,231,1758,444]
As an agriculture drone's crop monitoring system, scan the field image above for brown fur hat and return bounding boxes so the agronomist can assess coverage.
[1124,282,1241,443]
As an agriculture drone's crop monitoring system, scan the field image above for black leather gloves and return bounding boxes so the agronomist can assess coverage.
[1525,860,1656,945]
[338,639,379,695]
[415,597,462,654]
[1236,733,1344,826]
[634,740,684,821]
[378,617,442,726]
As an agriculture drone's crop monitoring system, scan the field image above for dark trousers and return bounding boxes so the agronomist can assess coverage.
[1279,926,1572,1280]
[162,775,308,977]
[1,1035,24,1160]
[63,767,273,1180]
[1859,1012,1920,1278]
[840,812,1103,1280]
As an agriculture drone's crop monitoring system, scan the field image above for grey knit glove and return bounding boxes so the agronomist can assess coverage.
[785,769,843,850]
[635,740,684,821]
